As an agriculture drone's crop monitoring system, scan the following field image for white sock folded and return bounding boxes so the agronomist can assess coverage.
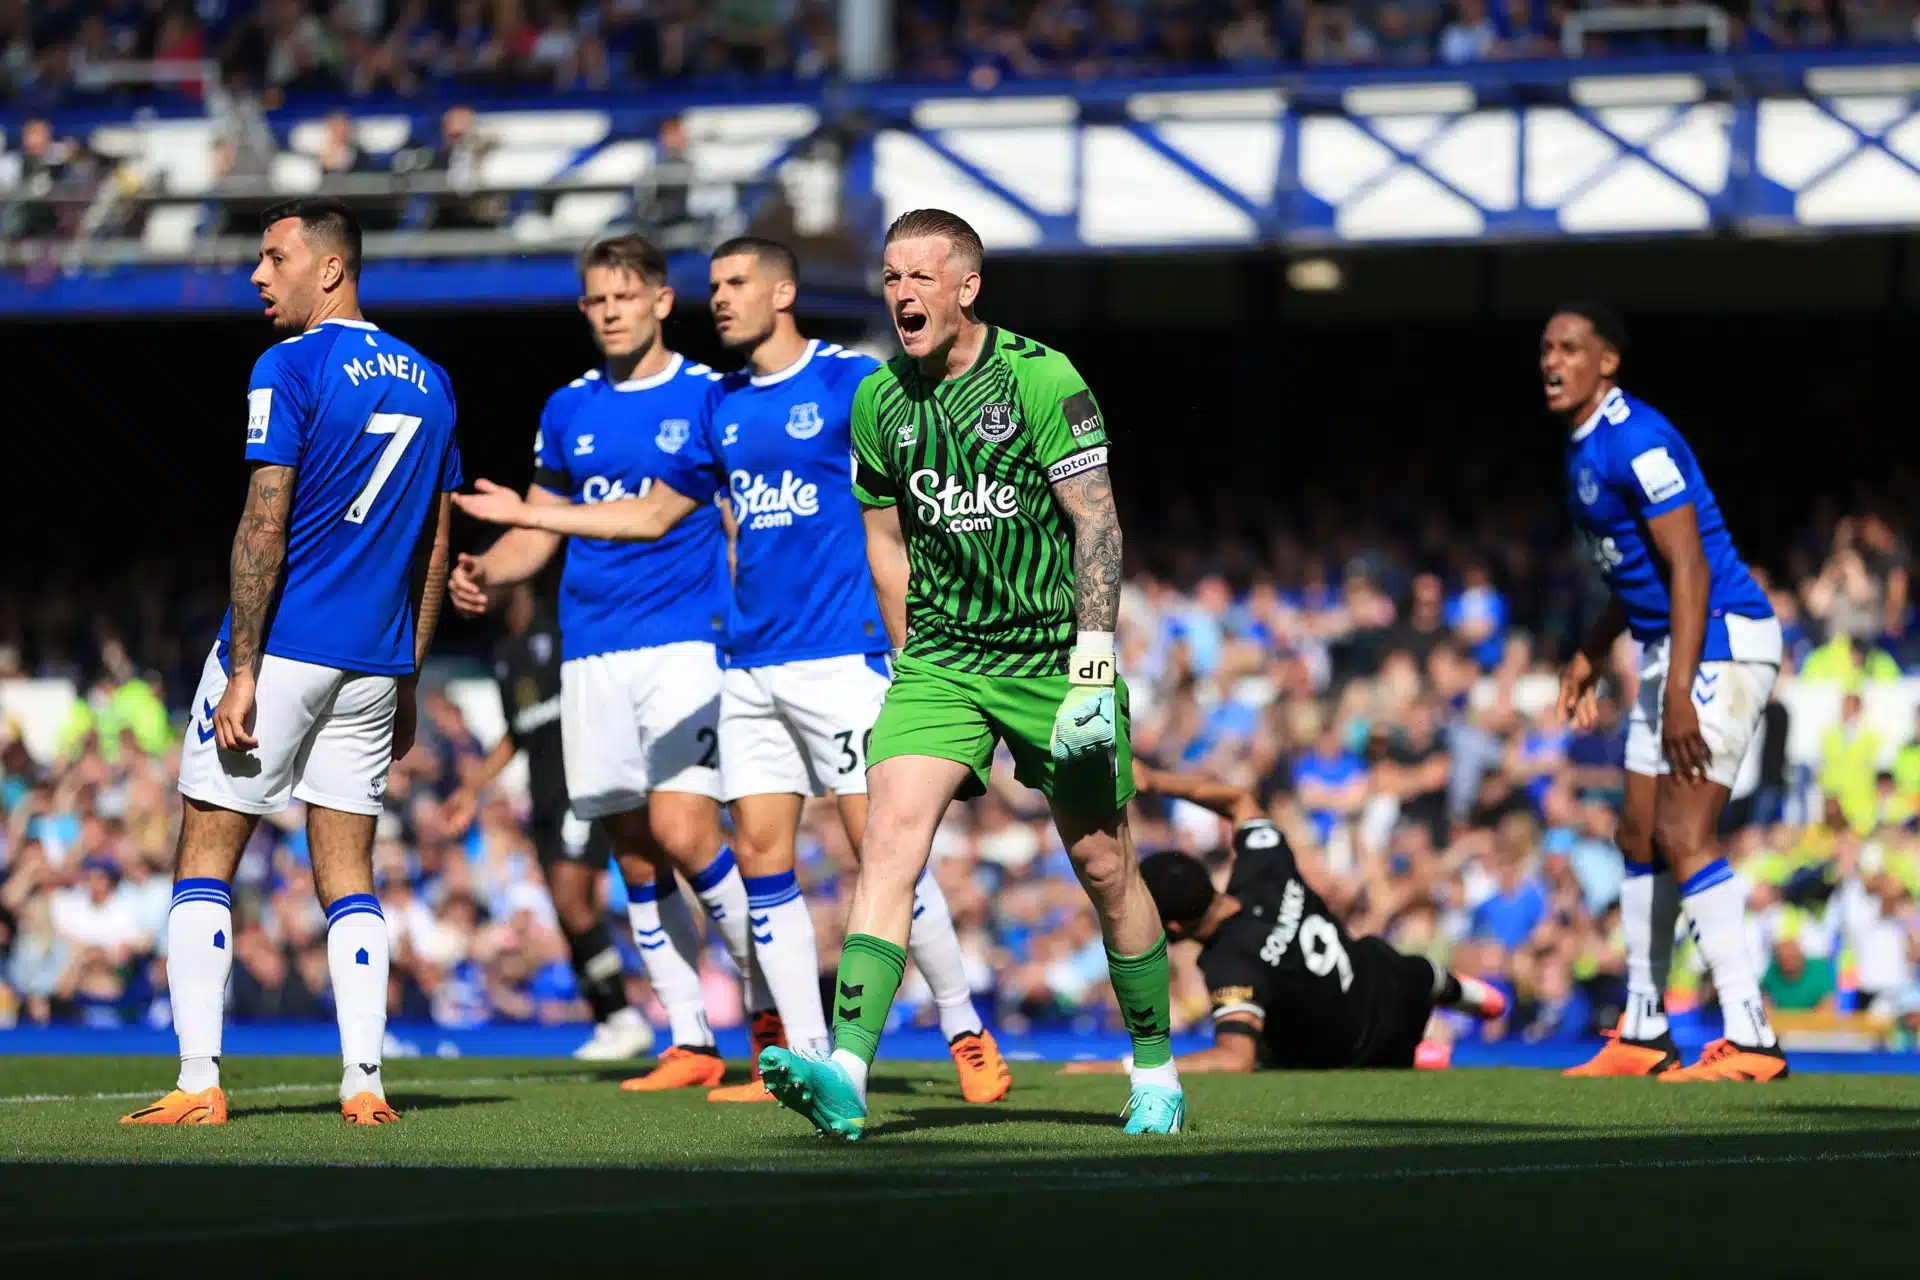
[688,846,762,1010]
[627,877,712,1049]
[1682,858,1777,1049]
[1619,866,1680,1041]
[326,893,391,1101]
[909,871,984,1041]
[167,877,233,1094]
[744,869,830,1055]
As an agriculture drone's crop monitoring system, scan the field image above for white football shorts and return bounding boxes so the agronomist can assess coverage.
[719,652,891,801]
[560,642,723,819]
[1625,615,1781,790]
[177,644,397,817]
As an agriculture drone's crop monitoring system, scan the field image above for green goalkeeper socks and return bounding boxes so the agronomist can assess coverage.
[1107,935,1174,1069]
[831,933,908,1065]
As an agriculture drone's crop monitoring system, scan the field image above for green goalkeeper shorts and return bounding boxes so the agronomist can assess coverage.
[866,654,1135,815]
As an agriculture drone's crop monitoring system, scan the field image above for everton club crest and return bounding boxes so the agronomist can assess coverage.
[975,401,1017,443]
[786,401,824,440]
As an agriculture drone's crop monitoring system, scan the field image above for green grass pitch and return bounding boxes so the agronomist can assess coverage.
[2,1056,1916,1273]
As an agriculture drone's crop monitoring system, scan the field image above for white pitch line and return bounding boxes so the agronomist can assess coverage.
[1,1147,1914,1253]
[0,1072,595,1106]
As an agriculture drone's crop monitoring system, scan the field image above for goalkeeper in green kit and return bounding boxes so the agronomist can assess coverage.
[757,209,1183,1139]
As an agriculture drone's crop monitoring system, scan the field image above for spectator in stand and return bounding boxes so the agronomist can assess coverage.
[1754,0,1838,48]
[1389,571,1450,668]
[1295,718,1371,848]
[263,0,340,91]
[1439,0,1497,62]
[1761,934,1835,1012]
[1089,1,1154,72]
[1374,1,1437,62]
[715,0,791,73]
[1448,560,1508,670]
[3,118,66,241]
[1821,692,1884,835]
[316,110,374,179]
[1304,0,1380,61]
[1216,0,1280,66]
[1468,813,1551,958]
[636,112,698,243]
[408,103,504,228]
[1489,0,1554,57]
[1801,631,1901,686]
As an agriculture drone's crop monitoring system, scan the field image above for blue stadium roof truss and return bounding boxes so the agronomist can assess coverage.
[6,49,1920,315]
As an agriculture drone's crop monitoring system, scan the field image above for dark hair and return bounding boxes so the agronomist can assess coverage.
[1552,300,1628,360]
[578,233,669,287]
[885,208,985,271]
[261,197,362,281]
[712,235,798,283]
[1139,850,1217,930]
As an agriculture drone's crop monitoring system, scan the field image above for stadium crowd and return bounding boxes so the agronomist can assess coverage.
[2,0,1918,112]
[1,485,1917,1050]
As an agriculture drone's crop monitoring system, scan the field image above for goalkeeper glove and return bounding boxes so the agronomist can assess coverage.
[1051,632,1117,763]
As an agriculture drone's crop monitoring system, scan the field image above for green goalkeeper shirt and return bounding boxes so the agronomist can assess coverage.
[850,326,1110,679]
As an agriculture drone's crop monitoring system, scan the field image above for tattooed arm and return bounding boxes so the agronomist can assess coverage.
[214,463,295,751]
[1050,464,1122,634]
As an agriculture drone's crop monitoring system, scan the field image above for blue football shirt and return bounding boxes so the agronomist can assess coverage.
[674,340,890,668]
[219,318,463,676]
[1565,387,1774,663]
[533,353,728,662]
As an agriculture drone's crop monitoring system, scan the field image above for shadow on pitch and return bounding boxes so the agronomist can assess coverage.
[1301,1117,1573,1135]
[862,1105,1117,1137]
[1769,1103,1920,1124]
[240,1093,511,1119]
[578,1067,917,1096]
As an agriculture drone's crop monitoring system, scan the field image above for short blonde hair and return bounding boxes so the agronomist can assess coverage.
[884,208,984,272]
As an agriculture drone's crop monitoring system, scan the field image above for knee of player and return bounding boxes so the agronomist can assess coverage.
[646,812,717,865]
[1069,837,1134,903]
[861,808,925,866]
[1651,808,1710,869]
[1616,815,1655,864]
[727,818,795,868]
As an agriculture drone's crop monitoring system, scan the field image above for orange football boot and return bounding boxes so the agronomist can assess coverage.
[748,1009,787,1063]
[121,1087,227,1126]
[705,1010,789,1102]
[1562,1023,1682,1077]
[341,1092,400,1124]
[949,1029,1012,1103]
[1661,1038,1790,1082]
[706,1079,777,1103]
[622,1046,726,1092]
[1414,1039,1453,1070]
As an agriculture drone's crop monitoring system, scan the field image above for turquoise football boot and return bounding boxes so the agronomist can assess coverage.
[759,1047,868,1142]
[1121,1083,1185,1134]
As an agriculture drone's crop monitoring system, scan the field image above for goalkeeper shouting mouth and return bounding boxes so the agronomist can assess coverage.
[756,208,1183,1139]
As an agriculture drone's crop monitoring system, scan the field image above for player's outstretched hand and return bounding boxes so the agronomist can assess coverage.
[451,478,531,528]
[213,671,259,752]
[1661,694,1711,785]
[439,787,478,835]
[449,552,492,616]
[1555,652,1599,730]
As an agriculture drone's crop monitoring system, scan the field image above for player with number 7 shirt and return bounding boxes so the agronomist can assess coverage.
[128,198,460,1127]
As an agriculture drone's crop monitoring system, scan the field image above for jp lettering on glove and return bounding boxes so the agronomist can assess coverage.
[1052,631,1117,764]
